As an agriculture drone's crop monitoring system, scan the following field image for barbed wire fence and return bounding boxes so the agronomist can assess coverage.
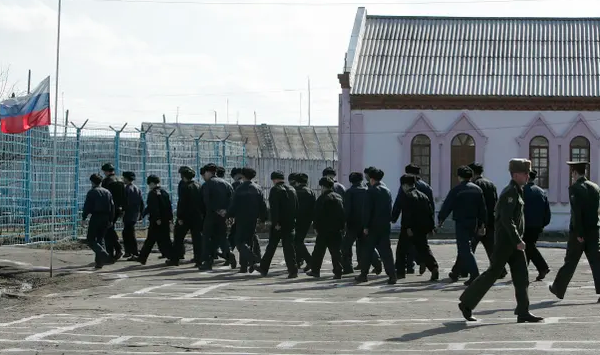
[0,123,246,246]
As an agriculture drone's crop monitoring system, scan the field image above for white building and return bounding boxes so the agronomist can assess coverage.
[338,8,600,231]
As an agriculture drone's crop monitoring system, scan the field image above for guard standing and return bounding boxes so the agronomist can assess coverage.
[342,172,382,274]
[307,177,345,279]
[136,175,174,265]
[258,170,299,278]
[355,168,397,285]
[199,163,236,270]
[550,161,600,301]
[323,167,346,196]
[228,168,243,251]
[122,171,144,260]
[82,174,113,269]
[523,170,552,281]
[394,174,439,281]
[101,163,125,261]
[226,167,268,273]
[459,159,543,323]
[169,166,204,266]
[292,173,316,272]
[438,166,486,285]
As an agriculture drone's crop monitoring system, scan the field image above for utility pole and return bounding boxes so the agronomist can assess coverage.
[307,76,311,126]
[176,106,180,124]
[226,99,229,124]
[236,111,239,125]
[299,92,302,125]
[213,110,217,124]
[254,111,257,125]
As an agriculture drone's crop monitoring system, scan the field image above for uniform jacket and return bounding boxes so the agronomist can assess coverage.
[269,182,298,231]
[177,180,204,223]
[472,176,498,229]
[82,186,115,221]
[392,178,434,223]
[333,181,346,197]
[496,180,525,246]
[101,174,126,211]
[294,184,316,229]
[438,181,487,228]
[232,180,242,190]
[569,176,600,237]
[202,176,234,218]
[363,181,393,232]
[523,181,551,229]
[313,190,345,233]
[398,187,435,234]
[123,183,144,223]
[144,186,173,223]
[227,180,267,224]
[344,182,367,230]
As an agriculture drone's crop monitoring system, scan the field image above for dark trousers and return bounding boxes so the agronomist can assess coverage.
[139,221,173,263]
[173,220,203,262]
[252,235,261,259]
[523,227,549,273]
[360,228,395,277]
[228,223,237,251]
[260,227,297,275]
[294,224,312,267]
[454,223,479,279]
[105,214,123,257]
[235,220,260,269]
[342,228,381,272]
[452,227,504,276]
[552,229,600,298]
[86,217,111,265]
[396,228,438,276]
[460,239,530,315]
[405,244,419,270]
[122,221,139,256]
[202,215,231,265]
[310,230,343,275]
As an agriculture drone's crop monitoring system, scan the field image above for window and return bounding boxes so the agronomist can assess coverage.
[450,133,475,186]
[570,136,591,181]
[529,136,549,188]
[410,134,431,184]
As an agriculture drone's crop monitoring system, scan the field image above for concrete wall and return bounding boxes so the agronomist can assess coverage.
[343,109,600,231]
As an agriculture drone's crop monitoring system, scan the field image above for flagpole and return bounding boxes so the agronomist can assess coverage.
[50,0,62,278]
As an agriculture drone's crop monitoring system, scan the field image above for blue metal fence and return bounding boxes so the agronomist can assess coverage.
[0,123,246,245]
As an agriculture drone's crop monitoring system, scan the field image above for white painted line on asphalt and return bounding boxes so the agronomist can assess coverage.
[24,317,111,341]
[134,283,177,295]
[0,315,47,328]
[358,341,384,350]
[446,344,466,350]
[178,283,230,299]
[276,341,298,349]
[108,336,134,345]
[535,341,554,350]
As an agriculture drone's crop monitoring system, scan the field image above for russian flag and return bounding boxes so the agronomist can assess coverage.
[0,76,51,134]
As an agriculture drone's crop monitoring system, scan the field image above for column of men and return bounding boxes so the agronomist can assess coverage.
[82,158,600,322]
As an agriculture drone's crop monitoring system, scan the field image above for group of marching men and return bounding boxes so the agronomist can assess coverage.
[83,157,600,322]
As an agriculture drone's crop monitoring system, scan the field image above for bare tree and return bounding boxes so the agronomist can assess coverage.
[0,65,22,101]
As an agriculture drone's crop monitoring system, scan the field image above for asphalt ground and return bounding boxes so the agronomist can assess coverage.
[0,242,599,355]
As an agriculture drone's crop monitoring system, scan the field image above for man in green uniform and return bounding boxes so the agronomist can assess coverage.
[458,158,543,323]
[549,161,600,301]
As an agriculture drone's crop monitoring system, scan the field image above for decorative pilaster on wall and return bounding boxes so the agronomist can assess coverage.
[515,114,559,203]
[338,72,352,184]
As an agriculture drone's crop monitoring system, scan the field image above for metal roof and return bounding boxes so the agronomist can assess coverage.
[141,123,338,160]
[348,9,600,97]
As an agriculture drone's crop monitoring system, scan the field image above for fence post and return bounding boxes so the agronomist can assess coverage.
[165,129,176,209]
[24,130,32,243]
[221,140,227,169]
[109,123,127,174]
[70,120,88,239]
[194,138,201,175]
[135,125,152,197]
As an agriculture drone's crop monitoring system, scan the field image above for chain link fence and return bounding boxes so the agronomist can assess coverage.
[0,123,246,246]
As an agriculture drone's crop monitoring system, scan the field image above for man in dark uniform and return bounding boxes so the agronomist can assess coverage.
[292,173,315,272]
[355,168,397,285]
[307,177,344,279]
[216,166,226,179]
[258,170,299,278]
[228,168,243,251]
[438,166,486,285]
[82,174,114,269]
[405,164,433,275]
[323,167,346,196]
[342,172,382,275]
[175,166,191,261]
[523,170,552,281]
[101,163,125,261]
[199,163,236,270]
[226,167,267,273]
[122,171,144,260]
[136,175,174,265]
[231,167,262,262]
[459,159,543,323]
[465,162,507,279]
[169,166,204,266]
[550,161,600,302]
[394,174,439,281]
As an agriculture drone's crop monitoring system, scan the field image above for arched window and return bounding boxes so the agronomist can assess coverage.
[410,134,431,184]
[450,133,475,186]
[529,136,549,188]
[570,136,591,181]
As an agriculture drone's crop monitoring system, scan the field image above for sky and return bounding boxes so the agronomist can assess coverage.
[0,0,598,131]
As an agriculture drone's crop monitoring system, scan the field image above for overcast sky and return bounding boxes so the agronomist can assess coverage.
[0,0,596,130]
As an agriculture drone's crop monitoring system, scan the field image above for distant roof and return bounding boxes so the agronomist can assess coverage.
[142,123,338,160]
[345,8,600,97]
